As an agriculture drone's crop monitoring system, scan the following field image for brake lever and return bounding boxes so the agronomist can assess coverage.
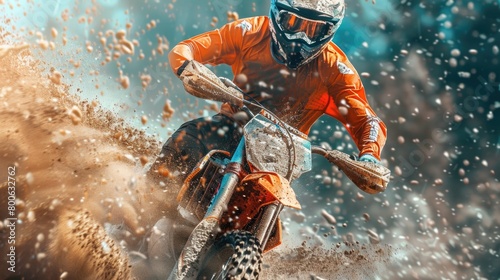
[311,146,328,158]
[219,76,257,121]
[219,77,244,94]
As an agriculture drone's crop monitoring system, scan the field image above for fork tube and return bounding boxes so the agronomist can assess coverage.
[255,202,284,249]
[204,138,245,219]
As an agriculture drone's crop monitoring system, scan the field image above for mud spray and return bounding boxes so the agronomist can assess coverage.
[3,0,484,279]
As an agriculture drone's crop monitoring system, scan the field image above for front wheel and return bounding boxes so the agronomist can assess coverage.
[198,231,263,280]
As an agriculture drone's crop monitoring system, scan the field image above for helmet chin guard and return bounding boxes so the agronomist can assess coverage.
[269,0,345,69]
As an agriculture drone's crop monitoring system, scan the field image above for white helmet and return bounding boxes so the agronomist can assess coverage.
[269,0,346,69]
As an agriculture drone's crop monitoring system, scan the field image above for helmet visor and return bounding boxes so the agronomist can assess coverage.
[277,10,335,44]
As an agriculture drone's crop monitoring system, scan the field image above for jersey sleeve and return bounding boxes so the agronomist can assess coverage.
[326,58,387,160]
[168,17,267,117]
[168,18,263,75]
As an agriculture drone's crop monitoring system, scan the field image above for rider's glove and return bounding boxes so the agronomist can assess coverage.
[359,154,380,165]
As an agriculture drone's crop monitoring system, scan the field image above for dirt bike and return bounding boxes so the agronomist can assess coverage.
[159,61,390,279]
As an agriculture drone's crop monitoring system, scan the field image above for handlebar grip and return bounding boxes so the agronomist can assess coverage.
[312,147,390,194]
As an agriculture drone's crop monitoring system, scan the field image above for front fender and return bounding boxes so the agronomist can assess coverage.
[241,172,301,210]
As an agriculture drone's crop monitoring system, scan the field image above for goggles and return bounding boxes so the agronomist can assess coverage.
[276,10,336,44]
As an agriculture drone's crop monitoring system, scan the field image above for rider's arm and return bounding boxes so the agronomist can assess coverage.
[326,61,387,161]
[168,29,238,76]
[168,17,267,76]
[168,17,267,116]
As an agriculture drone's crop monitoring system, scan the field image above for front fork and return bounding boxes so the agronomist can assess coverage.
[169,139,247,280]
[254,202,283,250]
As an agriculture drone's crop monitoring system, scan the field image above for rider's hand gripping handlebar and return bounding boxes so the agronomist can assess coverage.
[179,60,244,107]
[312,146,390,194]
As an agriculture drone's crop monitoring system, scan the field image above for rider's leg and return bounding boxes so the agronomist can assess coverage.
[147,114,242,276]
[149,113,242,190]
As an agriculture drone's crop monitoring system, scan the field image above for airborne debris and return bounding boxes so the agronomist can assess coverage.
[321,209,337,225]
[140,74,152,89]
[363,213,370,222]
[27,210,35,222]
[139,155,148,166]
[367,230,380,244]
[37,252,47,261]
[51,28,58,38]
[68,105,83,125]
[434,178,443,185]
[450,49,461,57]
[227,11,239,22]
[26,172,35,185]
[120,74,130,89]
[162,100,175,120]
[49,70,62,85]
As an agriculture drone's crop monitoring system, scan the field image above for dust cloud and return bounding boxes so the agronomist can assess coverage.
[0,44,170,279]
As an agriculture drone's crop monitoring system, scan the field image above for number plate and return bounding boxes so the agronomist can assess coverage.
[244,114,311,180]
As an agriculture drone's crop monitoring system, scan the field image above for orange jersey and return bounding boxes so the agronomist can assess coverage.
[168,16,387,159]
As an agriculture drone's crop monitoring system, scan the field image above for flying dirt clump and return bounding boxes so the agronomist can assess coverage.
[49,208,131,280]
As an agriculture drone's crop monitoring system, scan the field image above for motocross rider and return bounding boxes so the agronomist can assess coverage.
[151,0,387,186]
